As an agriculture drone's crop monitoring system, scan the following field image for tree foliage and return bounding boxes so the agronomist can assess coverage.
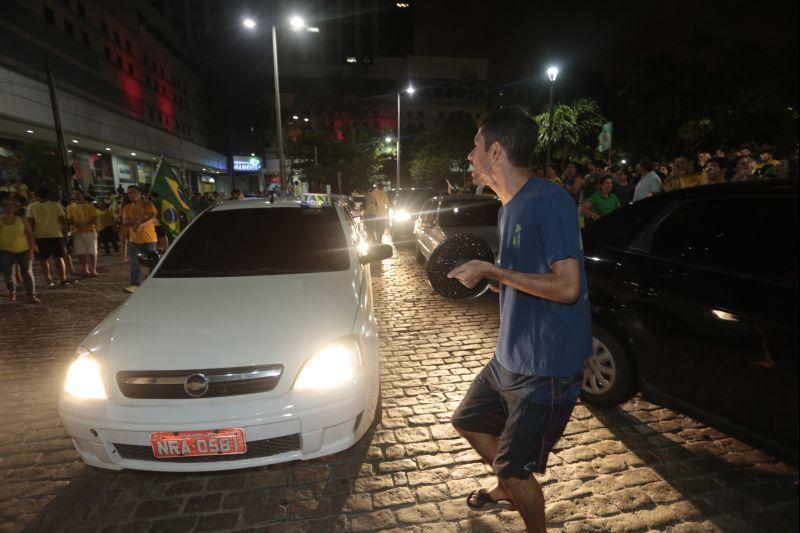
[287,125,391,192]
[534,98,607,164]
[408,111,477,188]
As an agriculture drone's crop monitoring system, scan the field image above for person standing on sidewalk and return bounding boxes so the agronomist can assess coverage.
[26,187,72,287]
[66,189,99,277]
[1,195,39,303]
[95,199,118,255]
[122,185,157,293]
[446,106,591,533]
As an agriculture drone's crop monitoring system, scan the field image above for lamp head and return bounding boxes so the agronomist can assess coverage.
[547,66,559,82]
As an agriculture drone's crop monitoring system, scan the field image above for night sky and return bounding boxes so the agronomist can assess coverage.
[414,0,799,85]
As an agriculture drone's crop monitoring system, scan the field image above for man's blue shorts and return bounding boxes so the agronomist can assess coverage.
[451,356,582,479]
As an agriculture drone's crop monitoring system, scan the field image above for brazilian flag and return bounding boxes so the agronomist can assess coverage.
[151,158,194,237]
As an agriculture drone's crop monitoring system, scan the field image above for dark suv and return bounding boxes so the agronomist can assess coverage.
[581,180,798,461]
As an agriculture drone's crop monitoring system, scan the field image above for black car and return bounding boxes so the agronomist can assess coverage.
[387,187,439,242]
[581,180,798,461]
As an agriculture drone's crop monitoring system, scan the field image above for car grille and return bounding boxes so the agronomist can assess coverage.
[116,364,283,399]
[113,434,301,463]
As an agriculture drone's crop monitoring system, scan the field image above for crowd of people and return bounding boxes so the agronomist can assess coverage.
[0,180,180,303]
[532,146,797,226]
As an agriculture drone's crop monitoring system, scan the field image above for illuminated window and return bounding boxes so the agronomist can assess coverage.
[346,57,357,64]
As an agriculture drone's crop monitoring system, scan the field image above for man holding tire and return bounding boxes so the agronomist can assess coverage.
[447,106,592,532]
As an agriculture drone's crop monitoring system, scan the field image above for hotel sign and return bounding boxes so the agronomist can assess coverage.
[233,155,262,172]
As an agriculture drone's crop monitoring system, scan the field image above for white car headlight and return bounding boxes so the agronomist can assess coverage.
[394,209,411,222]
[294,336,361,391]
[64,347,108,400]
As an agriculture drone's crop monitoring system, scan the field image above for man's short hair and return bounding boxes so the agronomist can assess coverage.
[127,185,140,191]
[479,105,538,168]
[638,157,655,172]
[36,186,51,199]
[708,156,729,170]
[608,164,620,173]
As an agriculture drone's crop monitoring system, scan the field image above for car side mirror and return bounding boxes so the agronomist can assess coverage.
[359,243,393,264]
[137,250,160,270]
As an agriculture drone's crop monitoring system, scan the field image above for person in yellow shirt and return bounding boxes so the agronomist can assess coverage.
[95,199,119,255]
[122,185,157,293]
[364,182,389,243]
[26,187,72,286]
[67,189,99,277]
[1,195,39,303]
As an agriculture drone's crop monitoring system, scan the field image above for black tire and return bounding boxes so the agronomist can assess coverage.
[580,323,636,407]
[415,245,426,264]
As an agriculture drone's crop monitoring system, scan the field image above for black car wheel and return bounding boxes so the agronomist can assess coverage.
[581,324,635,407]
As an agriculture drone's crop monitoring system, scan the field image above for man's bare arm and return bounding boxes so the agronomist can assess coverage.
[448,258,581,304]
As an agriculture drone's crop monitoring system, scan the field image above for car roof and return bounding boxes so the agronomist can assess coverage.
[207,197,304,212]
[639,179,798,204]
[434,194,501,203]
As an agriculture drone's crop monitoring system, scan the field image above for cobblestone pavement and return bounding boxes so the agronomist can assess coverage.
[1,248,797,533]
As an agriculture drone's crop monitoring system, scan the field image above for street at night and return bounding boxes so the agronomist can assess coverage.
[2,0,799,532]
[0,249,797,532]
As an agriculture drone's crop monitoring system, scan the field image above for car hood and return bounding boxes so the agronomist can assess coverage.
[442,226,500,256]
[85,271,360,398]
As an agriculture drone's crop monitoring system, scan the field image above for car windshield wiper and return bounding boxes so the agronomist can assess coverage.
[156,268,229,277]
[229,268,307,275]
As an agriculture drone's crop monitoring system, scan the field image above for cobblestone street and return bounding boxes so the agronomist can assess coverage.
[0,247,797,532]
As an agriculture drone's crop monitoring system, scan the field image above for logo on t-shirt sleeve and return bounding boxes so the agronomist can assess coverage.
[512,224,523,248]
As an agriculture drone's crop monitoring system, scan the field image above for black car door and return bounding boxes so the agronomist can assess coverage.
[628,194,798,451]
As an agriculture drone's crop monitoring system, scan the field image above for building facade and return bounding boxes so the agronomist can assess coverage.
[0,0,227,198]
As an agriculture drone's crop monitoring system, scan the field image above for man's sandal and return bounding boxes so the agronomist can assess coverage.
[466,488,514,510]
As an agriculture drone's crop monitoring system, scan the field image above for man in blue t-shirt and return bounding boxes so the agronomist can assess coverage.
[447,106,592,532]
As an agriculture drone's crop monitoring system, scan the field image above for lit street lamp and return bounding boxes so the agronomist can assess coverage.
[396,84,414,189]
[545,66,559,172]
[243,15,317,192]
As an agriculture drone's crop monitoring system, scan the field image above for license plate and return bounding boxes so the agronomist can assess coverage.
[150,428,246,459]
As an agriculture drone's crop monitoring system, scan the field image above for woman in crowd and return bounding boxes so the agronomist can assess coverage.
[581,176,621,224]
[0,195,39,303]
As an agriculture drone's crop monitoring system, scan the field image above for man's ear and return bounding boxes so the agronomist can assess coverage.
[489,141,503,163]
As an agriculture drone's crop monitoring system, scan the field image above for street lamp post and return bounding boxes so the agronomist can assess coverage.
[396,84,414,190]
[545,66,559,172]
[243,15,317,193]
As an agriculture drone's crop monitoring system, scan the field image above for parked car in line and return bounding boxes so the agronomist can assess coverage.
[413,194,502,263]
[581,180,798,461]
[387,187,439,243]
[59,195,392,471]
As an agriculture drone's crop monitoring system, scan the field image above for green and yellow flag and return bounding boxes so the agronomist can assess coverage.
[597,121,613,152]
[151,158,194,237]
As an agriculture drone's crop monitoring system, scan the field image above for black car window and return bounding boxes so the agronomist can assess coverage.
[650,196,798,285]
[583,197,668,250]
[420,199,438,224]
[438,198,500,227]
[155,207,350,277]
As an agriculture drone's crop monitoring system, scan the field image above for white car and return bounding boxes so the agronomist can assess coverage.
[59,195,392,471]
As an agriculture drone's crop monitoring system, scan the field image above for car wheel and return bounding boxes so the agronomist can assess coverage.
[581,324,635,407]
[415,245,426,264]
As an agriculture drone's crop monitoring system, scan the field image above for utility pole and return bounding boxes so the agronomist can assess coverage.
[44,55,71,198]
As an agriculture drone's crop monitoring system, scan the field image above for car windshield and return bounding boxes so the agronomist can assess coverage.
[392,189,436,211]
[155,207,350,277]
[438,198,500,227]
